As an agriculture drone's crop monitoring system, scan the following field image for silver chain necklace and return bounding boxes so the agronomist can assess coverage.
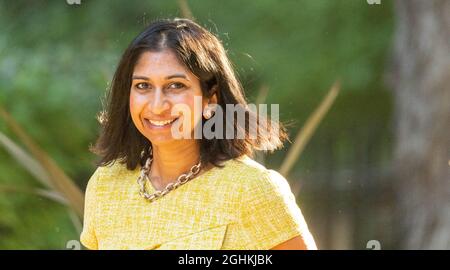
[137,155,202,202]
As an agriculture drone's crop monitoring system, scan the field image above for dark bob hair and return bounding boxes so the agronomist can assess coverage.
[91,18,286,170]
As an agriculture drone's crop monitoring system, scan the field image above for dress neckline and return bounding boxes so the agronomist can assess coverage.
[141,158,233,193]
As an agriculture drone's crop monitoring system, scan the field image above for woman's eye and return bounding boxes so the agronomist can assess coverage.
[135,82,150,89]
[168,82,185,90]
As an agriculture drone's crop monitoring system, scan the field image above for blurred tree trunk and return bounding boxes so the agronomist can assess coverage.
[391,0,450,249]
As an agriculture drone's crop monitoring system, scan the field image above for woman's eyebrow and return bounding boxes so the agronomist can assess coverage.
[131,74,189,81]
[166,74,189,80]
[131,75,150,80]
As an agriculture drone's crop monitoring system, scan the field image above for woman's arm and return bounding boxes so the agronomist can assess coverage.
[270,235,318,250]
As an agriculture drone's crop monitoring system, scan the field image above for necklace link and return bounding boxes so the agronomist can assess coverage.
[137,155,202,202]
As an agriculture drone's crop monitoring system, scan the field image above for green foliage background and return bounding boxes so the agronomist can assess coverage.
[0,0,394,249]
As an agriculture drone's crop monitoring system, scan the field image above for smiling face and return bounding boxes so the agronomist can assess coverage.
[129,49,205,146]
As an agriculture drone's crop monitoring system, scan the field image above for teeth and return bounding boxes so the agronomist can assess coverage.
[148,119,176,126]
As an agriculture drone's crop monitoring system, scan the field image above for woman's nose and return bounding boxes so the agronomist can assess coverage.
[149,88,170,115]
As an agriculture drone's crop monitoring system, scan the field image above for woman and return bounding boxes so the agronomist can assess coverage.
[80,18,317,250]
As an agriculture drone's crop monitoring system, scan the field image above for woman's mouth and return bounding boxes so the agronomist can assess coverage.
[144,118,179,129]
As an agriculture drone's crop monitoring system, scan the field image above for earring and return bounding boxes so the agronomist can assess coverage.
[203,109,211,119]
[203,108,213,119]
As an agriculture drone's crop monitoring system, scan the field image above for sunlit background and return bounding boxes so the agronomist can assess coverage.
[1,0,449,250]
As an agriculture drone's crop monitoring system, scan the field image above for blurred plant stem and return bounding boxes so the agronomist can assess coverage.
[279,80,341,176]
[177,0,194,20]
[0,184,69,205]
[0,106,84,221]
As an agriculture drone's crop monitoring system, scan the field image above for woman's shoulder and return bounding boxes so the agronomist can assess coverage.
[221,155,292,195]
[86,159,139,187]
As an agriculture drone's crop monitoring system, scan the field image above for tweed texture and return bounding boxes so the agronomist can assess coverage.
[80,155,314,250]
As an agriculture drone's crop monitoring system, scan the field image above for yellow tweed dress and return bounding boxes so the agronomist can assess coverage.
[80,155,315,250]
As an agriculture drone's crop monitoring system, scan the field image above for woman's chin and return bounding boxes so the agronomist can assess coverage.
[145,134,177,146]
[145,131,192,145]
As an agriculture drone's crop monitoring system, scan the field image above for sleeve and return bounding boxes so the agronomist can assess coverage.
[239,169,317,250]
[79,167,101,250]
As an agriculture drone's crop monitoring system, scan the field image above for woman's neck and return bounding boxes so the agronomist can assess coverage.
[149,140,201,190]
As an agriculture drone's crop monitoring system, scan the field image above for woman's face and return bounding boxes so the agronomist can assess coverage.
[129,49,204,146]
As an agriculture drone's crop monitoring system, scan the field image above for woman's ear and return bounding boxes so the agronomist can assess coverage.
[204,85,218,106]
[209,92,218,105]
[211,84,219,104]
